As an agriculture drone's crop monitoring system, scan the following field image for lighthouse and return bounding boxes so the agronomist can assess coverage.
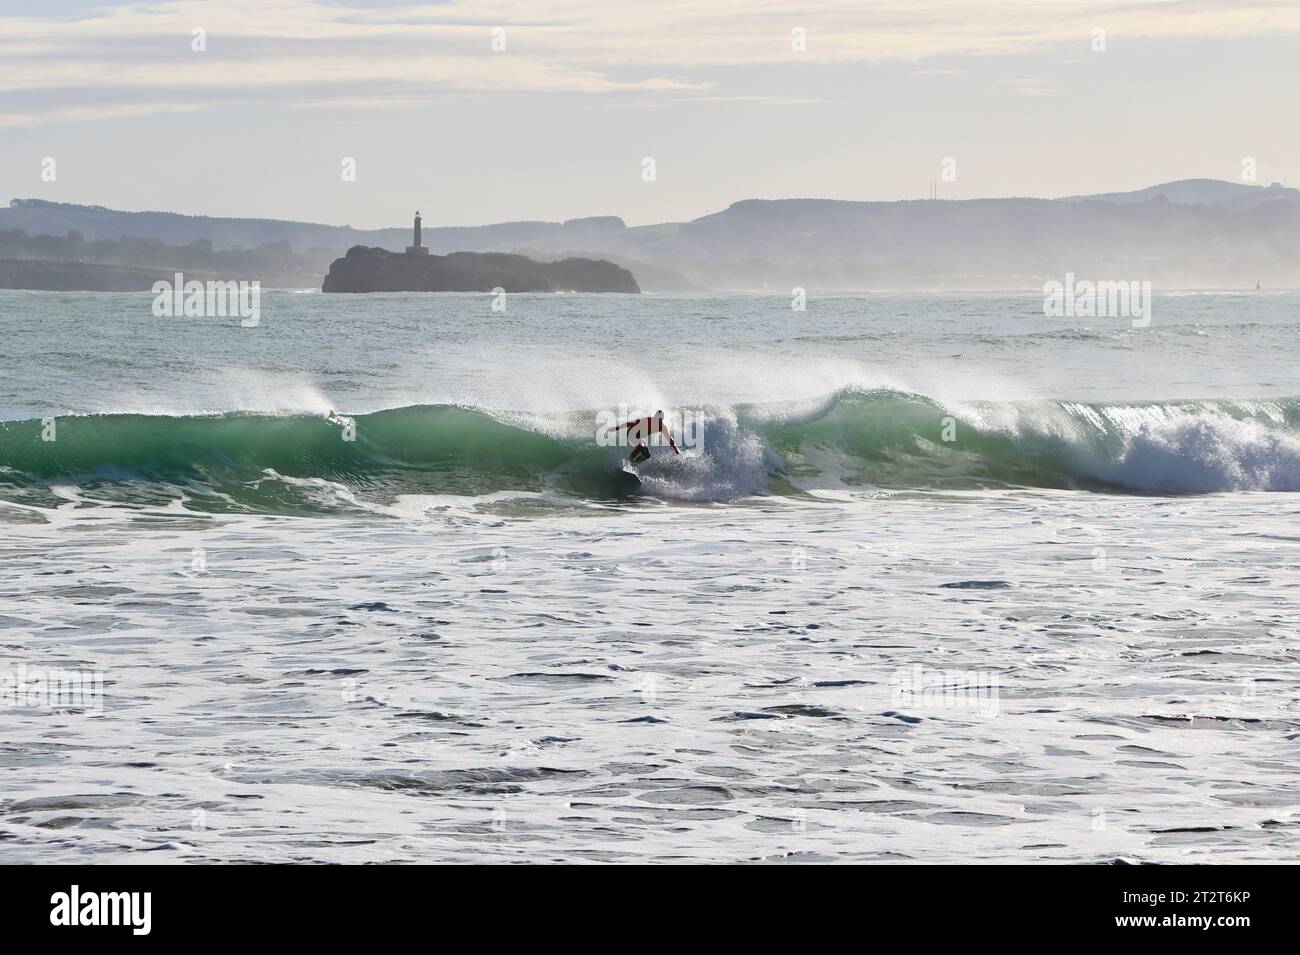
[405,210,430,255]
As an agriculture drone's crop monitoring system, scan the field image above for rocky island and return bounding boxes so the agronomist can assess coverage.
[322,212,639,293]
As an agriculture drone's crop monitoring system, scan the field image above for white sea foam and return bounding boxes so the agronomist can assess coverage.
[629,409,776,502]
[1095,413,1300,491]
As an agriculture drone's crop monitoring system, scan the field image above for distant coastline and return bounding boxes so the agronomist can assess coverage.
[4,179,1299,292]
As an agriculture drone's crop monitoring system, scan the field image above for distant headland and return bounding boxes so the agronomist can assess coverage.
[321,211,640,293]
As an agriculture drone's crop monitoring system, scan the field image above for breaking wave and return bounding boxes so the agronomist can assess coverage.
[3,389,1300,514]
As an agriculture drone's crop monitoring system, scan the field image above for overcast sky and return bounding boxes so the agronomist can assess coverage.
[1,0,1296,228]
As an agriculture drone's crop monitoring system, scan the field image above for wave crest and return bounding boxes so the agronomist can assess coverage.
[3,390,1299,513]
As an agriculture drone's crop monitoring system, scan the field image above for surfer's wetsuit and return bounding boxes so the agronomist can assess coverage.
[619,412,680,463]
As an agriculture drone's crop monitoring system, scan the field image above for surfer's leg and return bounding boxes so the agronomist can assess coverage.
[629,443,650,464]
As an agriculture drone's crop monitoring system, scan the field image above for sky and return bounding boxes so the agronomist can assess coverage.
[1,0,1297,228]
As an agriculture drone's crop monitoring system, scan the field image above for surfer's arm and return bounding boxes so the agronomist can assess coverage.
[661,425,681,454]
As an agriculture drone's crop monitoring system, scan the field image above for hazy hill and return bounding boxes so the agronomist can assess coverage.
[5,179,1298,290]
[1058,178,1292,209]
[0,200,631,258]
[634,186,1300,288]
[0,228,331,290]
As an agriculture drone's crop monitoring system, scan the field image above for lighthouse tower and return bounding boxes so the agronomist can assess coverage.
[405,210,430,255]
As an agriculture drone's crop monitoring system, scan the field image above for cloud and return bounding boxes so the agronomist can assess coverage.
[996,77,1056,97]
[587,94,824,110]
[1,0,1297,125]
[0,100,211,128]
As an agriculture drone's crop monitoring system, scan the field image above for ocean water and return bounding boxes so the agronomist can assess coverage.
[2,288,1298,863]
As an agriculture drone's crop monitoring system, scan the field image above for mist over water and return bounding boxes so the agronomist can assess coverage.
[4,289,1298,422]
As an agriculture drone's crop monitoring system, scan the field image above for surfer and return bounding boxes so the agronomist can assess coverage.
[616,409,681,464]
